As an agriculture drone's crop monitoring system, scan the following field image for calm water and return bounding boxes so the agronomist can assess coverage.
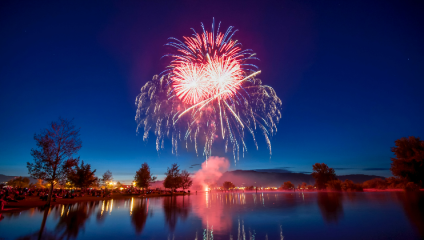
[1,191,423,240]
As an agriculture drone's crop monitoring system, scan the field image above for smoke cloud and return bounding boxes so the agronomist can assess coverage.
[191,156,230,191]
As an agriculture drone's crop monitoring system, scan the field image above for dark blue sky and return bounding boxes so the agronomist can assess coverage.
[1,0,423,183]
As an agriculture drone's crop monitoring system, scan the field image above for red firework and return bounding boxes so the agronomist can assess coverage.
[168,24,251,105]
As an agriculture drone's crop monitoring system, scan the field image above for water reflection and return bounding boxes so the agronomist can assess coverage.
[163,195,190,231]
[399,192,424,238]
[55,203,96,239]
[96,200,111,224]
[317,192,344,223]
[2,192,424,240]
[131,198,149,234]
[15,202,97,240]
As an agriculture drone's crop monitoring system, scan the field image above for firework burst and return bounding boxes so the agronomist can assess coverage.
[135,19,282,163]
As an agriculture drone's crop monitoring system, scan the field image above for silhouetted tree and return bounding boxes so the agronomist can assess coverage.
[222,181,235,190]
[116,181,123,189]
[180,170,192,191]
[362,178,387,189]
[386,177,406,189]
[7,177,30,188]
[391,136,424,186]
[68,161,97,191]
[311,163,337,190]
[134,163,157,190]
[281,181,294,190]
[326,180,342,191]
[341,179,363,191]
[163,163,182,192]
[101,170,113,189]
[27,117,81,205]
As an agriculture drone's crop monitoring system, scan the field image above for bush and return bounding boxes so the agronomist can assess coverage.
[342,180,363,192]
[386,177,406,189]
[404,182,420,191]
[326,180,342,191]
[363,178,387,189]
[281,181,294,190]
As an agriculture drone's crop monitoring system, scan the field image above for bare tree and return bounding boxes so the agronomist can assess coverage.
[134,163,157,191]
[180,170,192,191]
[27,117,81,205]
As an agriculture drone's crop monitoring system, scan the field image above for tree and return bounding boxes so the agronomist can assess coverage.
[27,117,81,205]
[341,179,363,191]
[7,176,30,188]
[311,163,337,190]
[101,170,113,189]
[163,163,182,192]
[222,181,235,190]
[281,181,294,190]
[134,163,157,190]
[362,178,387,189]
[116,181,123,189]
[386,177,406,189]
[30,179,46,189]
[180,170,193,191]
[68,161,98,191]
[326,180,342,191]
[391,136,424,186]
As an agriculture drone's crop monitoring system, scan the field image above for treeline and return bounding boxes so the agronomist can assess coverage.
[278,136,424,192]
[134,162,193,192]
[22,118,193,205]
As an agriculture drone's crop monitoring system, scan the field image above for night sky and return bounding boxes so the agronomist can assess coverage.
[1,0,423,183]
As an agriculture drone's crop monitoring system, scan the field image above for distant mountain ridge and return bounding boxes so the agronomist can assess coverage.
[0,174,39,184]
[216,170,384,187]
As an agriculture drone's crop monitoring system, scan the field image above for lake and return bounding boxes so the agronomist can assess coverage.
[1,191,423,239]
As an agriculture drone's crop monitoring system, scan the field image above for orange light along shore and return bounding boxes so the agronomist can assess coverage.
[1,192,188,212]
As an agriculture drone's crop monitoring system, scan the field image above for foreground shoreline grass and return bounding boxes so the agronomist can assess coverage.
[2,188,421,212]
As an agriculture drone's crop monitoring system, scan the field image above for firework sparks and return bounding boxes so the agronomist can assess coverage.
[135,19,282,162]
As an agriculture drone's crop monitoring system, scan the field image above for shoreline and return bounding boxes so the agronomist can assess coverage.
[2,189,421,212]
[1,192,187,212]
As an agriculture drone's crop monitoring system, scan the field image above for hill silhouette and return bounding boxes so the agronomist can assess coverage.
[216,170,384,187]
[0,174,39,184]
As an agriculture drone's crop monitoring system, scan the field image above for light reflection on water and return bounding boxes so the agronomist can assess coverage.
[0,191,423,239]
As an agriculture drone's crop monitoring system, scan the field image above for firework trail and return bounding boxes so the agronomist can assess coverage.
[135,19,282,163]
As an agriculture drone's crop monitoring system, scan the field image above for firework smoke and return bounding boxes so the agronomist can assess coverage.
[191,156,230,191]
